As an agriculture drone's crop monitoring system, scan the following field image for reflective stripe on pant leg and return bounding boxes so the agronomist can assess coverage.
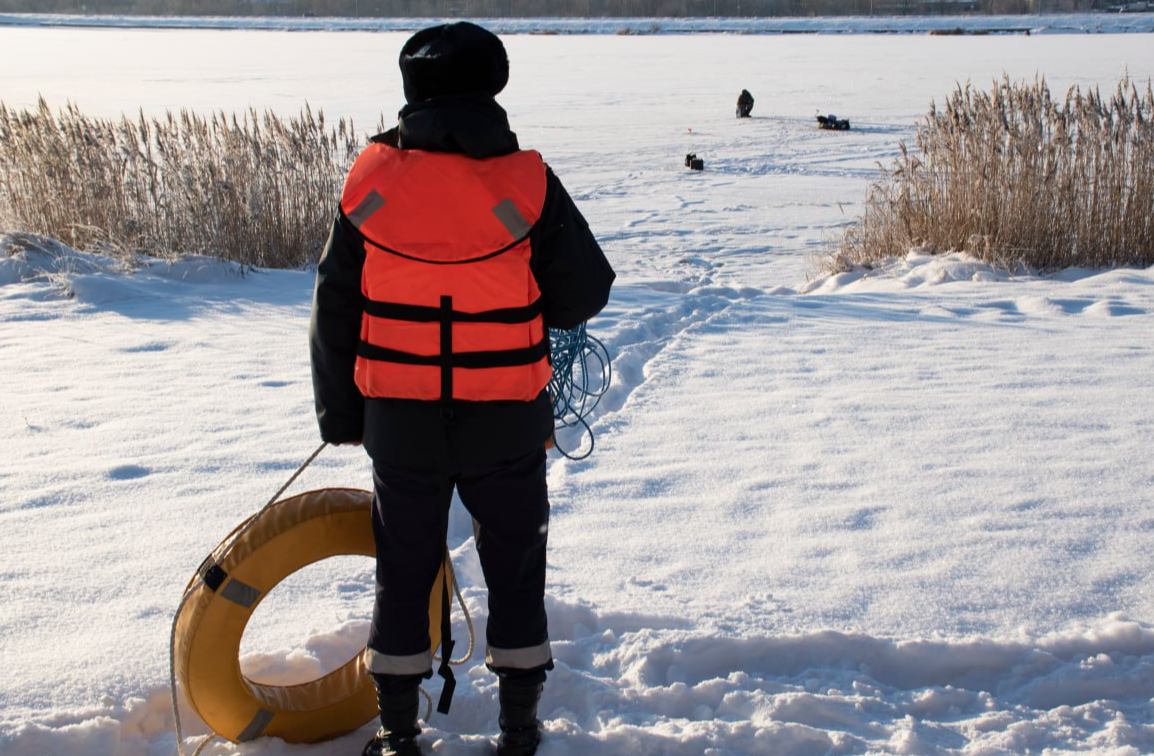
[485,638,553,670]
[363,646,434,676]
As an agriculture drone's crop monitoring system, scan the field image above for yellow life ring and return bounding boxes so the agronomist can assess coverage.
[173,487,450,744]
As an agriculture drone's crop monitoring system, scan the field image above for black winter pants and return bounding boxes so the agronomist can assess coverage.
[365,447,552,678]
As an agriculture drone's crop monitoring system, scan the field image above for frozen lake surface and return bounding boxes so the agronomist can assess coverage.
[2,23,1154,756]
[3,11,1154,34]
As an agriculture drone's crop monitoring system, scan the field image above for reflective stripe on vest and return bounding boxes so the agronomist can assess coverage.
[340,144,551,403]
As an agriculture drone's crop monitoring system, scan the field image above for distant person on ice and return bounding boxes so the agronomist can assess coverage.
[736,88,754,118]
[309,21,615,756]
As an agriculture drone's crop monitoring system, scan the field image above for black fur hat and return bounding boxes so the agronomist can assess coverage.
[399,22,509,103]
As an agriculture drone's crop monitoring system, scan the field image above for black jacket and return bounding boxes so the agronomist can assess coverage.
[310,95,615,470]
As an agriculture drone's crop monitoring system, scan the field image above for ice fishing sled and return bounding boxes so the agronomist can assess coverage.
[817,113,851,130]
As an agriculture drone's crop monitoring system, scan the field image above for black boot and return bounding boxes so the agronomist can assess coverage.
[497,678,544,756]
[363,677,423,756]
[363,729,421,756]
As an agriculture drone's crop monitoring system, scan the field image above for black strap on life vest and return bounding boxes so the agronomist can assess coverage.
[356,341,549,370]
[363,298,542,324]
[357,296,549,405]
[440,296,453,414]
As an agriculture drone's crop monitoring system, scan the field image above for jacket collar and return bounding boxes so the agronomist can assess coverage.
[375,94,519,160]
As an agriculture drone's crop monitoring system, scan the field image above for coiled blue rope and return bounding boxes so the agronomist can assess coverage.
[548,323,611,460]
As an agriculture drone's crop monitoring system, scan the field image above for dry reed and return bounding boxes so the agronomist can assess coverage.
[825,75,1154,274]
[0,99,365,268]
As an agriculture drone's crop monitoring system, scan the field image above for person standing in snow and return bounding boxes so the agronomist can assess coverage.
[309,22,614,756]
[736,88,754,118]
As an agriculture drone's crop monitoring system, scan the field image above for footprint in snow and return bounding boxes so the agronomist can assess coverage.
[120,341,171,353]
[629,577,668,592]
[108,464,149,480]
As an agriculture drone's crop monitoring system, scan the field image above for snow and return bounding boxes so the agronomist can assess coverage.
[2,23,1154,756]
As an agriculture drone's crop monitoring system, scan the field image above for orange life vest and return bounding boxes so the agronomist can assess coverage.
[339,143,551,404]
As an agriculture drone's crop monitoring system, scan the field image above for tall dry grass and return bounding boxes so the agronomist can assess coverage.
[827,76,1154,273]
[0,99,365,268]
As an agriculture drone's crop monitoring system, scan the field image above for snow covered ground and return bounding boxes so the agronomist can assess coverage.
[2,23,1154,756]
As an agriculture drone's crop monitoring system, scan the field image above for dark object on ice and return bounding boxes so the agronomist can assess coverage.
[736,89,754,118]
[684,153,704,170]
[817,114,851,131]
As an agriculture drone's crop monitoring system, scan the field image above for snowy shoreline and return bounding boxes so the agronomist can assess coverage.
[4,232,1154,755]
[1,11,1154,35]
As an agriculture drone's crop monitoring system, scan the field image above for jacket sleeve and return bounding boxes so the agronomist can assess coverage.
[309,212,366,444]
[531,168,615,331]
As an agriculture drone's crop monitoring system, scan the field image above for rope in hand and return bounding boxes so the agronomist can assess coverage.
[548,323,612,460]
